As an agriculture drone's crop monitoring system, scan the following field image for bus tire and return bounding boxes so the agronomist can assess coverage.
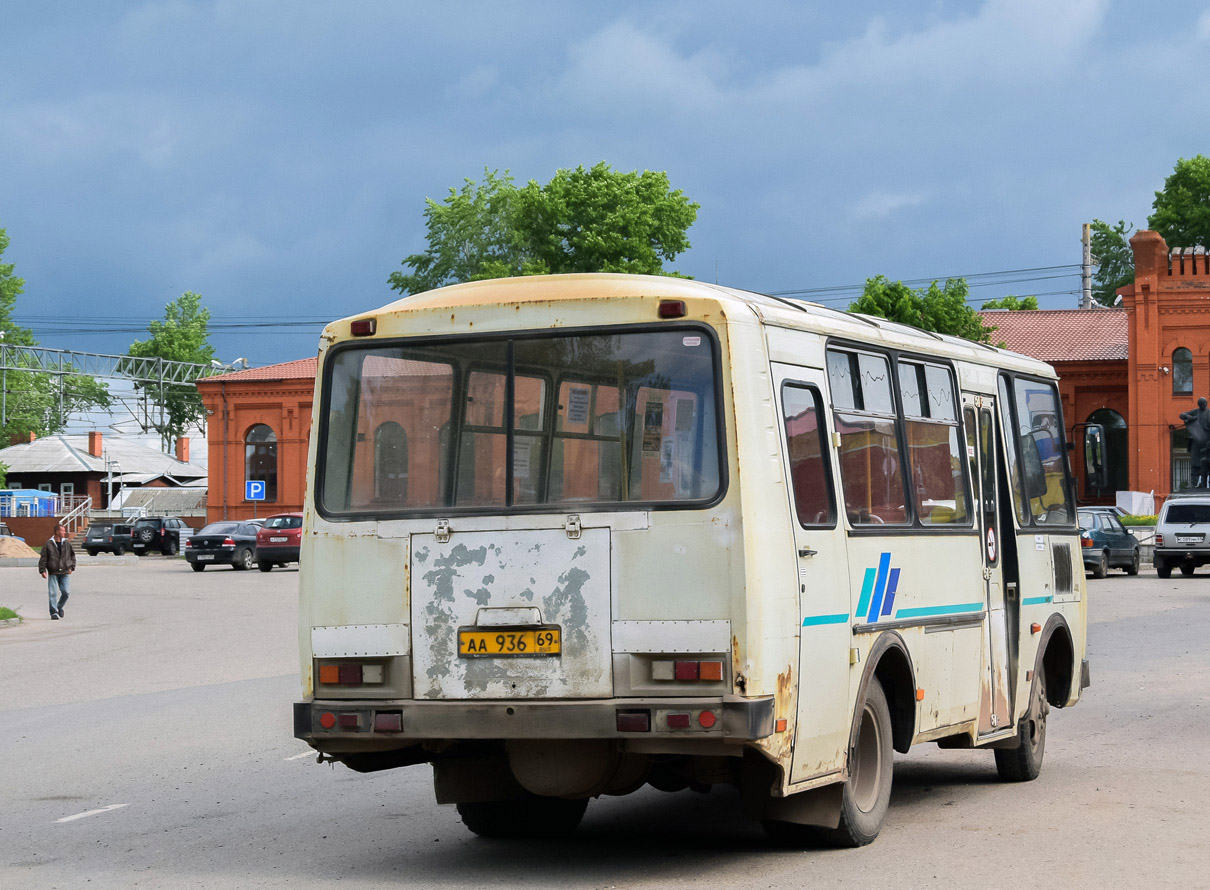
[821,678,894,848]
[995,666,1048,782]
[456,796,588,838]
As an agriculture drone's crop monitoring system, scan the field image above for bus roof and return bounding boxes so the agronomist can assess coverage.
[328,273,1055,379]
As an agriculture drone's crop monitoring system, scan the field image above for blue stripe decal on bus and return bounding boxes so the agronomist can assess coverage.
[866,552,892,623]
[880,568,901,616]
[1021,596,1053,606]
[855,567,877,618]
[894,602,984,619]
[802,613,850,627]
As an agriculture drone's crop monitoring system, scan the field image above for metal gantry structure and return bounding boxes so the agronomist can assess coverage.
[0,343,227,437]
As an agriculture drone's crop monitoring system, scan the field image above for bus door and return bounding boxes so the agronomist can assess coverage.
[773,364,853,784]
[963,398,1012,734]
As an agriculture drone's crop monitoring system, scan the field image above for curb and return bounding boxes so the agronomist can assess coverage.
[0,555,142,568]
[0,616,21,628]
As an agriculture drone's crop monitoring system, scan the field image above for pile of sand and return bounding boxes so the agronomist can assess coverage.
[0,536,38,558]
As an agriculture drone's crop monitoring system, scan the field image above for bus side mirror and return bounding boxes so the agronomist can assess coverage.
[1019,434,1049,500]
[1083,423,1109,492]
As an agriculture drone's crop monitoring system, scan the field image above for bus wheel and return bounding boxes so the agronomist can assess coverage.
[820,678,893,848]
[995,667,1048,782]
[456,796,588,838]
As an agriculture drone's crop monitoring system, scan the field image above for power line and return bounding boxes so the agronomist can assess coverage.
[767,263,1082,298]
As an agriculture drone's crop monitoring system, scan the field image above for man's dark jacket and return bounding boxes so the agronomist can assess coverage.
[38,537,77,575]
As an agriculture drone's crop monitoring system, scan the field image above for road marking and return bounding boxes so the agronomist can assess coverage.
[284,751,314,761]
[57,804,129,823]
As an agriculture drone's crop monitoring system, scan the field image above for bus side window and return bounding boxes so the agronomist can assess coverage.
[899,361,969,526]
[827,348,908,525]
[781,384,835,527]
[997,375,1029,525]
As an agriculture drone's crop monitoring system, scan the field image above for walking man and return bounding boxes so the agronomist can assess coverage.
[38,523,76,620]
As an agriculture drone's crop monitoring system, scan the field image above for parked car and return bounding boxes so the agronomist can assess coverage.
[0,521,24,542]
[1078,508,1140,578]
[83,522,133,556]
[255,512,303,571]
[185,521,261,571]
[1153,493,1210,578]
[130,516,192,556]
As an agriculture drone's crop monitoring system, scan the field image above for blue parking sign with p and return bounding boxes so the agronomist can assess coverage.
[246,480,266,501]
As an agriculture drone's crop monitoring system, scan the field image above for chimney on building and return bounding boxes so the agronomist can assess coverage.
[88,430,103,458]
[10,431,36,446]
[176,436,190,463]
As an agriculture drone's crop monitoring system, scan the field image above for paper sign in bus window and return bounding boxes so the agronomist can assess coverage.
[643,403,664,453]
[567,386,591,425]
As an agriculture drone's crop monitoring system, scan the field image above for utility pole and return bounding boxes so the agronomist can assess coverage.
[1082,223,1093,309]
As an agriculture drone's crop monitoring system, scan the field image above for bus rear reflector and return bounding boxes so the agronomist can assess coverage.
[374,712,402,733]
[319,712,336,729]
[318,665,340,685]
[698,710,717,729]
[666,713,691,729]
[616,710,650,732]
[698,661,723,681]
[674,661,699,681]
[338,663,362,685]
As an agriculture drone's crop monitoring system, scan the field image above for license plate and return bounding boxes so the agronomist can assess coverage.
[1177,535,1203,544]
[196,554,215,561]
[269,536,288,543]
[458,627,561,657]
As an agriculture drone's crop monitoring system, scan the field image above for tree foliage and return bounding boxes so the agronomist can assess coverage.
[388,163,699,294]
[128,291,216,447]
[1090,219,1135,306]
[849,276,994,343]
[981,295,1039,310]
[0,227,110,443]
[1149,155,1210,250]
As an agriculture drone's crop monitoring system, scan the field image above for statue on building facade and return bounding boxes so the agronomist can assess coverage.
[1180,397,1210,488]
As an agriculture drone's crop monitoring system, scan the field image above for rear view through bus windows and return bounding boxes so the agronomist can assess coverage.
[319,329,722,515]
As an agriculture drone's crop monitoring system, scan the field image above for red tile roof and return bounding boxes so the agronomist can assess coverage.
[198,357,318,383]
[979,309,1128,362]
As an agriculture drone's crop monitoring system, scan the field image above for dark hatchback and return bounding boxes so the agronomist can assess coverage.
[84,523,133,555]
[1078,508,1141,578]
[185,521,261,571]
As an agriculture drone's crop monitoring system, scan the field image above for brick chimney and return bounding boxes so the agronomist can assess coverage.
[88,430,103,458]
[175,436,190,463]
[10,431,36,446]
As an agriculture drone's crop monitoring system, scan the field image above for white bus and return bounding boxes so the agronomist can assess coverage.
[295,274,1089,846]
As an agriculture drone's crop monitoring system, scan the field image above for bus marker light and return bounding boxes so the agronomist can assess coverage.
[674,661,699,681]
[699,661,723,681]
[658,300,687,319]
[338,713,359,729]
[319,712,336,729]
[651,660,675,681]
[698,710,717,729]
[318,665,340,685]
[776,718,788,733]
[338,663,362,685]
[616,710,650,733]
[666,713,691,729]
[374,712,403,733]
[361,664,385,684]
[350,318,377,336]
[915,688,925,701]
[1031,623,1042,635]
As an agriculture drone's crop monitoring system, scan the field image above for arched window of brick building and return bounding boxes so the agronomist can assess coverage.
[1173,348,1193,395]
[374,421,408,501]
[1085,408,1127,494]
[245,424,278,502]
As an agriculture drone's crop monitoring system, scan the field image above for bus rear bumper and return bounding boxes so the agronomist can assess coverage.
[295,695,775,751]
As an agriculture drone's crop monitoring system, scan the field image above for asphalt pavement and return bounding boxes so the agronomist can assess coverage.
[1,559,1207,889]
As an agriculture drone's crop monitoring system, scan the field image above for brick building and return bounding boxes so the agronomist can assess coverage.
[195,358,317,523]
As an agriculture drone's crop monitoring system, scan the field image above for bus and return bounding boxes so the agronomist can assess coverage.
[294,274,1089,846]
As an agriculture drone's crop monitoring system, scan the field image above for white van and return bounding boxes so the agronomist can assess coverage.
[294,274,1089,846]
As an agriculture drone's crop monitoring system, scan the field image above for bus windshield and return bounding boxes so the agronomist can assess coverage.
[318,328,722,516]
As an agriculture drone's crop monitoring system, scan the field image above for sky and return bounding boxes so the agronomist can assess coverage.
[3,0,1210,379]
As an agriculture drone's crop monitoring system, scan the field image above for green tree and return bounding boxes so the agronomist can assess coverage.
[981,295,1039,310]
[1090,219,1134,306]
[849,276,994,343]
[388,163,699,294]
[128,291,216,447]
[1149,155,1210,249]
[0,227,110,442]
